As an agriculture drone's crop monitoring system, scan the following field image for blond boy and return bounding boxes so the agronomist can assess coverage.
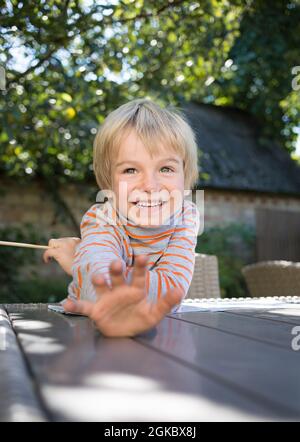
[44,99,200,337]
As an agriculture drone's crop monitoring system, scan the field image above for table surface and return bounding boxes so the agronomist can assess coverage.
[1,302,300,422]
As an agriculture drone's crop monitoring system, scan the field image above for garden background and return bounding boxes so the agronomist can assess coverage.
[0,0,300,303]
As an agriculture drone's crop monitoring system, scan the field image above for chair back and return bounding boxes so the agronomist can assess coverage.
[186,253,221,299]
[242,260,300,297]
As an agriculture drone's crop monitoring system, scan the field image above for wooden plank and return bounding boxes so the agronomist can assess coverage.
[256,208,300,261]
[6,305,293,421]
[0,307,47,422]
[169,310,298,349]
[136,315,300,416]
[224,308,300,326]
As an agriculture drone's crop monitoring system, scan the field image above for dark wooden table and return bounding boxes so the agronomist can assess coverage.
[1,303,300,422]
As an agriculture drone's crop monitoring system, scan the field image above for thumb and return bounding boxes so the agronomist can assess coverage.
[63,298,94,317]
[43,248,58,264]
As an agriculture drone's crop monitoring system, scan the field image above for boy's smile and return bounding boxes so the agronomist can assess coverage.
[111,129,185,227]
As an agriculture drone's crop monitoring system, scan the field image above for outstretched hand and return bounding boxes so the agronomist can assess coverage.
[63,255,183,337]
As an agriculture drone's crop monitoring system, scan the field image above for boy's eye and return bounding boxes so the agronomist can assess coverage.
[123,168,137,174]
[161,166,174,173]
[122,166,174,174]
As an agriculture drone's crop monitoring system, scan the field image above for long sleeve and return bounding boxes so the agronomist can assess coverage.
[67,205,127,302]
[67,201,200,308]
[126,201,200,305]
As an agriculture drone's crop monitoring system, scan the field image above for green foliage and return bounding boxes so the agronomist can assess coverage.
[0,0,299,187]
[0,224,40,300]
[0,224,68,303]
[196,223,256,298]
[14,276,70,304]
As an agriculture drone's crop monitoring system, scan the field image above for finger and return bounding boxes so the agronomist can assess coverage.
[48,238,59,248]
[43,248,58,263]
[130,254,148,290]
[63,298,94,317]
[109,259,126,289]
[91,273,111,298]
[150,288,184,318]
[58,237,81,244]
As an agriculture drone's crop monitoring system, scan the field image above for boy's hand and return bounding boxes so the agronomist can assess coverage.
[63,255,183,337]
[43,237,81,275]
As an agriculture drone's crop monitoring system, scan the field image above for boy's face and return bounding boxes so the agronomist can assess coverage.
[111,129,185,227]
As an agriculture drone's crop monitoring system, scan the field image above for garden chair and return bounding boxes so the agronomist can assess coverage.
[242,260,300,297]
[186,253,221,299]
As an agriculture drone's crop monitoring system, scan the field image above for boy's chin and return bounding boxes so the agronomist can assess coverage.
[128,211,175,228]
[117,200,182,227]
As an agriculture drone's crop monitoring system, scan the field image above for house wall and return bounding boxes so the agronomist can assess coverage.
[1,179,300,276]
[203,188,300,230]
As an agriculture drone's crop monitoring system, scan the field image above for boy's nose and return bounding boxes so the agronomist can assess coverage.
[140,173,161,193]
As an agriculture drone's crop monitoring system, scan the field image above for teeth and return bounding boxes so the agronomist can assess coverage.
[136,201,163,207]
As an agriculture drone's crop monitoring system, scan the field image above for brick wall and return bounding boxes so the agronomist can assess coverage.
[1,179,300,276]
[203,188,300,229]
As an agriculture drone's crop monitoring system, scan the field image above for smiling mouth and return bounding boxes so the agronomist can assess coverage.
[131,201,167,208]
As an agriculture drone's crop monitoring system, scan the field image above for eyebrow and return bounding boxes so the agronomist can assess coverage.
[115,158,181,168]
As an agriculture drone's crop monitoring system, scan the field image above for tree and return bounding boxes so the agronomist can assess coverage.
[0,0,299,228]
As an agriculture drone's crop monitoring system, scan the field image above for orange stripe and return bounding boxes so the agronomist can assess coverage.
[173,236,194,246]
[155,271,176,287]
[83,230,117,240]
[78,267,83,288]
[146,271,150,294]
[125,228,175,240]
[98,239,120,254]
[81,226,104,236]
[115,229,130,257]
[174,227,194,234]
[130,237,169,246]
[163,273,171,291]
[168,244,190,251]
[154,261,193,275]
[173,271,189,285]
[163,276,184,292]
[82,241,110,247]
[74,249,87,260]
[81,220,97,230]
[163,253,194,264]
[146,261,156,267]
[85,211,97,218]
[157,271,162,299]
[75,287,80,300]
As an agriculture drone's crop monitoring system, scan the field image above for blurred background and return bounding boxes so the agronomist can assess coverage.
[0,0,300,303]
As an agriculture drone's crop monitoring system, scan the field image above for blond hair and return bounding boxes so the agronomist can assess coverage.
[93,98,199,190]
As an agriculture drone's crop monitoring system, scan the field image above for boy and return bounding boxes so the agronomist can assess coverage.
[44,99,200,337]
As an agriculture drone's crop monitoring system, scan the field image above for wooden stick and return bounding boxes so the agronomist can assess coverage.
[0,240,49,250]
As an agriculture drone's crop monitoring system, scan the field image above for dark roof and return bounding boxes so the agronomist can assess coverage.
[181,101,300,195]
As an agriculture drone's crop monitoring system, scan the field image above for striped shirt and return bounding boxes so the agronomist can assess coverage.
[67,198,200,310]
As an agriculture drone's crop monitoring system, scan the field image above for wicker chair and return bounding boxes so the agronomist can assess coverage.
[242,260,300,297]
[186,253,221,299]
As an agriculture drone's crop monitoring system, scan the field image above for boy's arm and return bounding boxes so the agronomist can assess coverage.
[67,205,126,302]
